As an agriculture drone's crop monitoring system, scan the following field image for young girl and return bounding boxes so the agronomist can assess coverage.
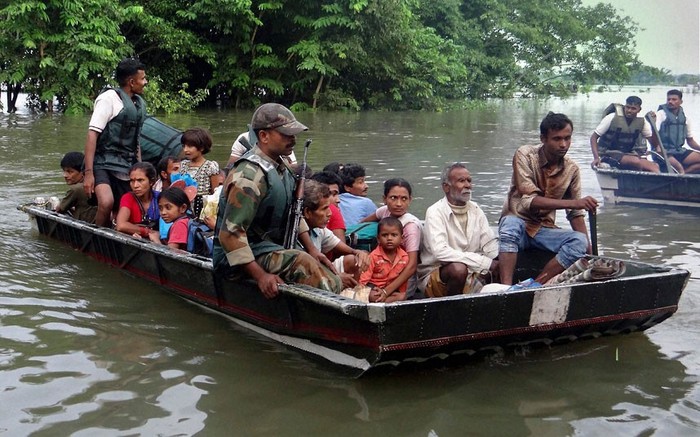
[150,187,191,249]
[115,162,160,239]
[361,178,422,300]
[179,128,223,217]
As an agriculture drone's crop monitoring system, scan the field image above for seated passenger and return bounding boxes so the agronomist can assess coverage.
[417,163,498,297]
[213,103,341,298]
[179,127,223,217]
[499,112,598,285]
[360,217,409,303]
[310,171,346,242]
[150,186,190,250]
[153,155,181,192]
[361,178,422,298]
[115,162,160,239]
[590,96,659,173]
[338,163,376,227]
[55,151,97,223]
[298,180,370,289]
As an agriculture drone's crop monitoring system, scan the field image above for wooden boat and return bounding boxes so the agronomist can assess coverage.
[19,203,689,375]
[594,165,700,208]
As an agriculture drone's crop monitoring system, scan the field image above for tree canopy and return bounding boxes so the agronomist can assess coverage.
[0,0,645,113]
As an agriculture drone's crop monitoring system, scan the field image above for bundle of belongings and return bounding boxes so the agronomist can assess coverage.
[545,257,626,285]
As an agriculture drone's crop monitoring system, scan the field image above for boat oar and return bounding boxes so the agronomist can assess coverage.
[589,209,598,256]
[645,111,673,174]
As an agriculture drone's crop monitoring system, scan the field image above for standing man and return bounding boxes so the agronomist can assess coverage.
[417,163,498,297]
[213,103,341,298]
[654,89,700,174]
[498,112,598,285]
[590,96,659,173]
[83,58,148,226]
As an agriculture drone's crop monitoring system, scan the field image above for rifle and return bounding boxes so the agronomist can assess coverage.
[283,139,312,249]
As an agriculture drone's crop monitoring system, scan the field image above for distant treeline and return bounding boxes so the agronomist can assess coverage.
[1,0,652,113]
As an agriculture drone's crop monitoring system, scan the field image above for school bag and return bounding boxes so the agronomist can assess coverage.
[139,116,183,166]
[187,219,214,257]
[345,222,378,252]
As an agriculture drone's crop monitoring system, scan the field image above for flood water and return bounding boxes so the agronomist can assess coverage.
[2,87,699,436]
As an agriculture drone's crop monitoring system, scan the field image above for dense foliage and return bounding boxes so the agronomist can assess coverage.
[1,0,646,113]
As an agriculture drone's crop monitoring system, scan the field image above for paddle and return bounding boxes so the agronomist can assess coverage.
[588,209,598,256]
[645,111,673,174]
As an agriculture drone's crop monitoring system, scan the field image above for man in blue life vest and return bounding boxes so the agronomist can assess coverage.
[590,96,660,173]
[213,103,341,298]
[652,89,700,174]
[83,58,148,226]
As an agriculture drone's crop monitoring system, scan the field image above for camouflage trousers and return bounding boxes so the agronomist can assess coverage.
[257,249,342,293]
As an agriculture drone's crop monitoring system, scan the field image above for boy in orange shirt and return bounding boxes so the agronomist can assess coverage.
[360,217,409,303]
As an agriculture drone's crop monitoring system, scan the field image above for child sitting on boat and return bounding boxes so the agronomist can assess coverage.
[298,180,370,289]
[149,186,190,250]
[338,163,376,227]
[115,162,160,239]
[360,178,422,298]
[55,152,98,223]
[359,217,410,303]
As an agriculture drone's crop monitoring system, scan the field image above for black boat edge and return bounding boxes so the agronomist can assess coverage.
[19,203,690,375]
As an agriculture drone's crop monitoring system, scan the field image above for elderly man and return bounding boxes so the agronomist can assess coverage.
[213,103,341,298]
[417,162,498,297]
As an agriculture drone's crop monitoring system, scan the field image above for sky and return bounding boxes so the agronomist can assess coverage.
[582,0,699,74]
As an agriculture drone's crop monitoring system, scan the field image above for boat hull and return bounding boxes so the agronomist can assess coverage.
[20,204,689,374]
[595,166,700,208]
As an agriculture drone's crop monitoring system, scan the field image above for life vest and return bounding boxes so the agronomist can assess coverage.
[658,104,688,151]
[598,113,645,154]
[212,148,295,268]
[94,88,147,173]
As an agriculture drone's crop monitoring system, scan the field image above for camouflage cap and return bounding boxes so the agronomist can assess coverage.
[251,103,308,136]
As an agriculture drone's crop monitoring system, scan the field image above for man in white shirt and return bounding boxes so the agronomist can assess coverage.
[417,162,498,297]
[83,58,148,226]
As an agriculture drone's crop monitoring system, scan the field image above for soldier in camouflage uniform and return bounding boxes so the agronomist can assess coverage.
[213,103,341,298]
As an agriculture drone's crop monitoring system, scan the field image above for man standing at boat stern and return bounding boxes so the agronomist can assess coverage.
[83,57,148,227]
[213,103,342,298]
[417,162,499,298]
[498,112,598,286]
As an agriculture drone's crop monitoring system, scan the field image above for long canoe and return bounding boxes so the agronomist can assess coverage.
[594,165,700,208]
[19,203,689,375]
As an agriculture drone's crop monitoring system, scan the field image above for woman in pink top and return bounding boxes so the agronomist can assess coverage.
[362,178,422,299]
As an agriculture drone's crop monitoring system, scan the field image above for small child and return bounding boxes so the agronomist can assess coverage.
[150,186,190,250]
[55,152,97,223]
[153,156,181,192]
[299,180,370,288]
[338,163,376,227]
[360,217,409,303]
[179,128,223,211]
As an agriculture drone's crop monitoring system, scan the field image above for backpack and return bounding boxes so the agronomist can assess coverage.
[186,219,214,257]
[140,116,183,166]
[345,222,378,252]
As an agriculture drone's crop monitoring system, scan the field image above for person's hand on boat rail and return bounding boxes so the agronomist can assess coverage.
[244,261,285,299]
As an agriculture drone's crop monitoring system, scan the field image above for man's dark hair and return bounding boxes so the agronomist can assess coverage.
[60,152,84,172]
[540,112,573,136]
[156,156,180,178]
[378,216,403,234]
[116,57,146,86]
[322,162,343,174]
[339,163,366,189]
[626,96,642,107]
[311,171,343,188]
[667,89,683,99]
